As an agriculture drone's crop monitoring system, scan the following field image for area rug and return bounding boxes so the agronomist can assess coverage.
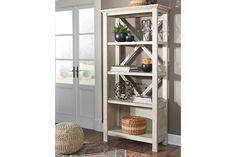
[55,141,152,157]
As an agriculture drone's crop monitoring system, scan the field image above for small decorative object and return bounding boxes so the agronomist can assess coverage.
[121,116,146,135]
[148,0,157,4]
[125,33,135,41]
[114,81,134,100]
[141,58,152,72]
[141,19,152,41]
[130,0,148,6]
[143,58,152,64]
[55,122,84,155]
[113,23,128,42]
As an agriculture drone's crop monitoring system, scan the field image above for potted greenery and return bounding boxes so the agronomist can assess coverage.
[113,23,128,42]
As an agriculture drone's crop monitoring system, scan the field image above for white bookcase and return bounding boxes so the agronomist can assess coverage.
[101,4,169,152]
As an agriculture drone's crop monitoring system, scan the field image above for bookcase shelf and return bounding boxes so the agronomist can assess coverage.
[108,129,152,144]
[108,71,152,77]
[107,41,167,46]
[108,98,152,109]
[108,97,167,110]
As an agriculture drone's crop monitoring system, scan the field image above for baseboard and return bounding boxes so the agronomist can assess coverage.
[168,134,181,146]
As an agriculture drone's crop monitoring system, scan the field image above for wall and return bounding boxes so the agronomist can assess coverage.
[101,0,181,135]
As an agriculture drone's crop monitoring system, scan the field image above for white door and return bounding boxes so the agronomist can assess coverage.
[55,3,102,131]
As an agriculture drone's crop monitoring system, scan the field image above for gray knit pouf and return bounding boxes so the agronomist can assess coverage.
[55,122,84,155]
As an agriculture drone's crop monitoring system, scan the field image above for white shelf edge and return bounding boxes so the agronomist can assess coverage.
[108,71,152,76]
[108,98,152,109]
[108,97,167,110]
[108,41,152,45]
[101,4,170,15]
[107,71,167,78]
[108,129,152,144]
[107,41,166,46]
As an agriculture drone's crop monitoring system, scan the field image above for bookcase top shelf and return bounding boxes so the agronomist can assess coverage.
[101,4,170,18]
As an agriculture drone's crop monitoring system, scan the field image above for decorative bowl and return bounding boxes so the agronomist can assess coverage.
[141,64,152,72]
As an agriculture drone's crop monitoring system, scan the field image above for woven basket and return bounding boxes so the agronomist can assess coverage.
[121,116,146,135]
[130,0,148,6]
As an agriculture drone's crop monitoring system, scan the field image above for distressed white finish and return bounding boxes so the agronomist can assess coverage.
[108,129,152,143]
[151,7,158,152]
[101,4,169,152]
[108,71,152,76]
[161,14,168,145]
[107,41,167,45]
[102,12,108,142]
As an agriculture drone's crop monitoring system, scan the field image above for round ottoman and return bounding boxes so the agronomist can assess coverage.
[55,122,84,155]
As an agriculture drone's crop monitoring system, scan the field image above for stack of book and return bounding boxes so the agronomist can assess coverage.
[132,96,152,104]
[110,65,139,72]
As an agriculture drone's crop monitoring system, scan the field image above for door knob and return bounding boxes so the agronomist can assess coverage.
[75,66,79,78]
[71,66,75,78]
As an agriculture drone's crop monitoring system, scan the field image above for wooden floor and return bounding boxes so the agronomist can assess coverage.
[83,128,181,157]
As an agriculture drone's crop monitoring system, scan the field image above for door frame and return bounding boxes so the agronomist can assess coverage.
[56,0,102,131]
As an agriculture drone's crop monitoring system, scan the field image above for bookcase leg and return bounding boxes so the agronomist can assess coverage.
[103,133,108,142]
[152,143,158,152]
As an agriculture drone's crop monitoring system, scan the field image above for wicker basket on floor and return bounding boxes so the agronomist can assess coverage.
[121,116,146,135]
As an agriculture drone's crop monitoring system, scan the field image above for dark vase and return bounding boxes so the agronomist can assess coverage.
[141,64,152,72]
[125,34,135,41]
[115,32,127,42]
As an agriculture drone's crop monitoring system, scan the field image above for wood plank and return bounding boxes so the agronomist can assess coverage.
[151,7,158,152]
[107,41,167,46]
[108,71,152,76]
[120,46,140,65]
[108,97,166,110]
[108,41,152,45]
[120,18,141,40]
[102,12,108,142]
[101,4,170,17]
[108,98,152,109]
[108,129,152,144]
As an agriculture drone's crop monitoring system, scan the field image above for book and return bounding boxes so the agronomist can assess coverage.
[110,65,139,72]
[132,96,152,104]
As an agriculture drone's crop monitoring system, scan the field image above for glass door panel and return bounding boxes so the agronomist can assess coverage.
[78,8,95,86]
[55,11,72,34]
[56,60,73,84]
[56,36,73,59]
[79,8,94,33]
[79,61,95,86]
[79,35,94,59]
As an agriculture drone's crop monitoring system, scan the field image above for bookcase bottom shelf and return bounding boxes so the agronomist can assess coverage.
[108,129,152,144]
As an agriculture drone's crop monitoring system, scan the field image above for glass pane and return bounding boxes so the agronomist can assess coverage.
[79,8,94,33]
[55,11,72,34]
[56,60,73,84]
[79,35,94,59]
[79,61,95,86]
[56,36,73,59]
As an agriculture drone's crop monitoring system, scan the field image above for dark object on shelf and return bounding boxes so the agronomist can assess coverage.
[114,81,134,100]
[141,64,152,72]
[148,0,157,4]
[115,32,128,42]
[125,34,135,41]
[113,23,128,42]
